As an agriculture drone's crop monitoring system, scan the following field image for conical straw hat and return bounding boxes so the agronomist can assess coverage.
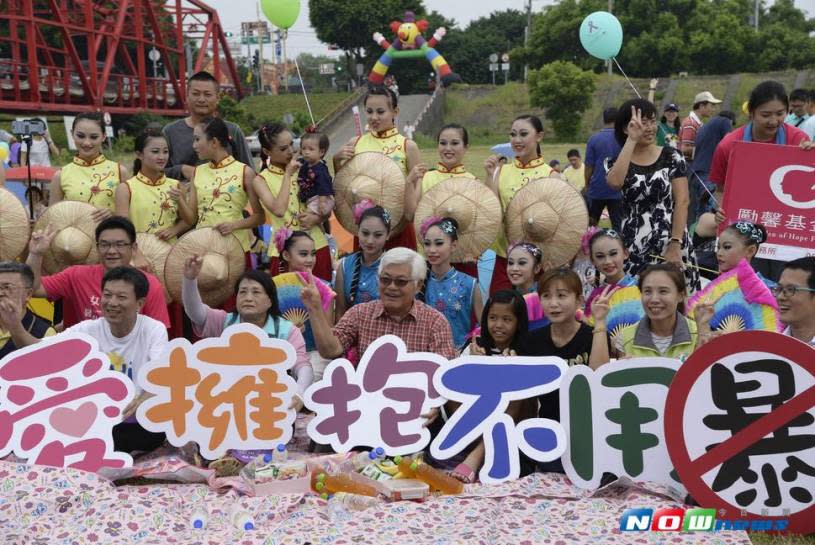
[135,233,173,302]
[506,177,588,270]
[414,176,502,261]
[164,228,245,307]
[33,201,98,274]
[0,187,30,261]
[333,152,406,236]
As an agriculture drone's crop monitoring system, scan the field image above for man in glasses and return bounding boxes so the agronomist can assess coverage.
[302,247,456,360]
[0,262,56,358]
[774,257,815,345]
[25,216,169,329]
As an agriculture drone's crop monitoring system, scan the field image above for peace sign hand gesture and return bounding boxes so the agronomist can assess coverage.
[591,285,615,325]
[626,106,647,144]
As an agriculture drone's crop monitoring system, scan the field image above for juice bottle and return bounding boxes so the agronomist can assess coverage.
[311,472,378,499]
[393,456,463,495]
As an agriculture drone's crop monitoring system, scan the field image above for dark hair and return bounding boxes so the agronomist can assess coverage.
[718,110,736,124]
[417,217,460,302]
[300,131,329,154]
[660,112,681,133]
[807,90,815,103]
[72,112,105,133]
[602,107,618,124]
[513,115,543,156]
[639,263,687,314]
[102,266,149,299]
[95,216,137,244]
[588,229,625,287]
[790,88,808,103]
[748,81,788,114]
[257,122,290,170]
[723,221,767,248]
[437,123,469,146]
[357,205,391,231]
[566,148,580,158]
[278,231,314,273]
[538,267,583,299]
[234,269,281,318]
[615,99,658,146]
[132,124,167,174]
[0,261,35,288]
[479,290,529,353]
[364,85,398,109]
[199,117,232,151]
[783,257,815,291]
[188,70,220,88]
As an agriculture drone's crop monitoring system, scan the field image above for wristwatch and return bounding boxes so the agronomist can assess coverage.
[668,237,682,245]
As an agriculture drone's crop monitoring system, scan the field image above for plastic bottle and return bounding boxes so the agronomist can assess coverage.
[240,444,288,481]
[393,456,464,495]
[228,506,255,531]
[271,443,288,463]
[189,508,208,529]
[333,492,380,511]
[311,472,378,499]
[349,448,384,471]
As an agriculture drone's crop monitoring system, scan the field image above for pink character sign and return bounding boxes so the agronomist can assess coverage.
[0,335,135,472]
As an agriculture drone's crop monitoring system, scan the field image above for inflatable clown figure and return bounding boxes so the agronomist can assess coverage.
[369,11,461,87]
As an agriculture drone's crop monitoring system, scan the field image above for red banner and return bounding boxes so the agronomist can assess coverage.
[722,141,815,261]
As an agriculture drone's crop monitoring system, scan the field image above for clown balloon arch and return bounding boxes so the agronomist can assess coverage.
[369,11,461,87]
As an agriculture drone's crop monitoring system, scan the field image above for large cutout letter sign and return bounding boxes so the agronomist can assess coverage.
[0,335,134,472]
[137,324,298,460]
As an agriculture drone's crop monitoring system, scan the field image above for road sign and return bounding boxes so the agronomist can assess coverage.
[489,53,499,63]
[665,331,815,535]
[501,63,510,71]
[489,63,499,72]
[148,48,160,62]
[501,53,510,63]
[319,63,335,75]
[240,36,271,44]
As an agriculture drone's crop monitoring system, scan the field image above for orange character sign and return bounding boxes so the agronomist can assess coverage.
[136,324,298,459]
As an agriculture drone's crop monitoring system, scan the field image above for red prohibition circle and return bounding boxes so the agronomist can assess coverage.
[665,330,815,535]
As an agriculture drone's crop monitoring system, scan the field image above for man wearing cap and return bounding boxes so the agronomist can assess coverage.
[302,247,456,361]
[25,216,170,329]
[680,91,721,225]
[0,262,56,358]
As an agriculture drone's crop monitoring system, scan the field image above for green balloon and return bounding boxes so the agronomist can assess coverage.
[261,0,301,30]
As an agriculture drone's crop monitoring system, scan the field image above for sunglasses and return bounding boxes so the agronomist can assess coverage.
[380,276,412,288]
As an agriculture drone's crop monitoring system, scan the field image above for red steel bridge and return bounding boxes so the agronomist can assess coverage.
[0,0,242,115]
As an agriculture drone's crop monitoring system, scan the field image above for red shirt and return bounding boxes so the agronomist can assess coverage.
[42,264,170,328]
[333,300,457,361]
[709,123,810,186]
[679,113,702,156]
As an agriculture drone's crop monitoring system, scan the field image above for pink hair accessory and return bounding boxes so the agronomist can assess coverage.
[353,198,376,224]
[419,215,444,239]
[581,226,601,256]
[273,227,293,254]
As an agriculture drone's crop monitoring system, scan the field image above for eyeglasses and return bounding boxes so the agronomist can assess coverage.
[770,285,815,298]
[96,241,132,251]
[0,283,24,294]
[380,276,412,288]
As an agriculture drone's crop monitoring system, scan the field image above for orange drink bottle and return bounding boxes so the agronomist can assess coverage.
[311,472,378,499]
[393,456,464,495]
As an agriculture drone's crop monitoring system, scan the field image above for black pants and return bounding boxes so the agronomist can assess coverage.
[113,422,165,454]
[588,198,623,231]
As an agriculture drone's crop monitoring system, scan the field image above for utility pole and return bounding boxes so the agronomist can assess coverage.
[607,0,613,76]
[256,2,265,93]
[754,0,759,30]
[524,0,531,82]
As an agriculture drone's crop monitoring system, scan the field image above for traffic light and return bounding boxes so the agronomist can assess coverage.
[253,50,260,69]
[224,31,234,38]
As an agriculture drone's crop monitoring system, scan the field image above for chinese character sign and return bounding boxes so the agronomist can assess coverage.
[722,142,815,261]
[430,355,567,485]
[0,335,135,472]
[560,358,682,492]
[665,331,815,535]
[304,335,447,456]
[136,324,298,460]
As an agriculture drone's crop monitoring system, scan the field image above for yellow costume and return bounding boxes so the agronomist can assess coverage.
[421,163,476,194]
[59,155,121,210]
[125,173,181,236]
[492,157,553,257]
[354,128,408,175]
[194,156,252,251]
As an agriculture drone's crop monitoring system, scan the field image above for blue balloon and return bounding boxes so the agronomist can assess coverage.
[579,11,623,60]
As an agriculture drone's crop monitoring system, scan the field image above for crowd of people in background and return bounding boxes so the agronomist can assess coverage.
[0,71,813,483]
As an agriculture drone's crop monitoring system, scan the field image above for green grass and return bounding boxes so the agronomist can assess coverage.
[240,91,352,125]
[750,534,815,544]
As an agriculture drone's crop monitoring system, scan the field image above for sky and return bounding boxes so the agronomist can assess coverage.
[205,0,815,60]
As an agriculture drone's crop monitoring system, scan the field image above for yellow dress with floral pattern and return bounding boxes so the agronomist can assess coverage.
[59,155,121,210]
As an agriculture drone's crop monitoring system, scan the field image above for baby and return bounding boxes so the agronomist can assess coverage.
[297,132,335,217]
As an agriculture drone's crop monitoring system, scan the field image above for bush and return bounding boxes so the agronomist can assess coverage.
[528,61,595,141]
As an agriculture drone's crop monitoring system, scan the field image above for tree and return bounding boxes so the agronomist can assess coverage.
[528,61,595,141]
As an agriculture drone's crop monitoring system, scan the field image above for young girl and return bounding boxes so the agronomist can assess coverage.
[614,263,713,360]
[507,242,543,294]
[253,122,333,281]
[419,216,483,349]
[274,229,335,381]
[50,113,127,222]
[192,117,265,255]
[484,115,553,294]
[115,126,197,241]
[521,268,612,473]
[716,221,775,287]
[333,85,423,250]
[334,200,390,321]
[583,229,637,319]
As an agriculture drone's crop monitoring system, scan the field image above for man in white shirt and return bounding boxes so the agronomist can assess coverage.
[774,257,815,346]
[6,265,169,453]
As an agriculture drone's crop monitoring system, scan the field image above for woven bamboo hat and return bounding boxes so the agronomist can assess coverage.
[134,233,173,302]
[333,152,406,236]
[33,201,99,274]
[164,228,245,307]
[0,187,30,261]
[506,177,588,270]
[414,176,502,261]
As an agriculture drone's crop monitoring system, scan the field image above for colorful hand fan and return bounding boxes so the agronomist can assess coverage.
[523,292,550,331]
[586,285,645,340]
[273,272,335,328]
[686,259,782,333]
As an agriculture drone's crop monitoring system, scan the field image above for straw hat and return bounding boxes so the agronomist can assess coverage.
[506,177,588,270]
[333,152,406,236]
[414,177,502,261]
[0,187,30,262]
[164,228,245,307]
[135,233,173,302]
[33,201,99,274]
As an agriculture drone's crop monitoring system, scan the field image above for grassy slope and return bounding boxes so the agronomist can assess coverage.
[239,91,351,125]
